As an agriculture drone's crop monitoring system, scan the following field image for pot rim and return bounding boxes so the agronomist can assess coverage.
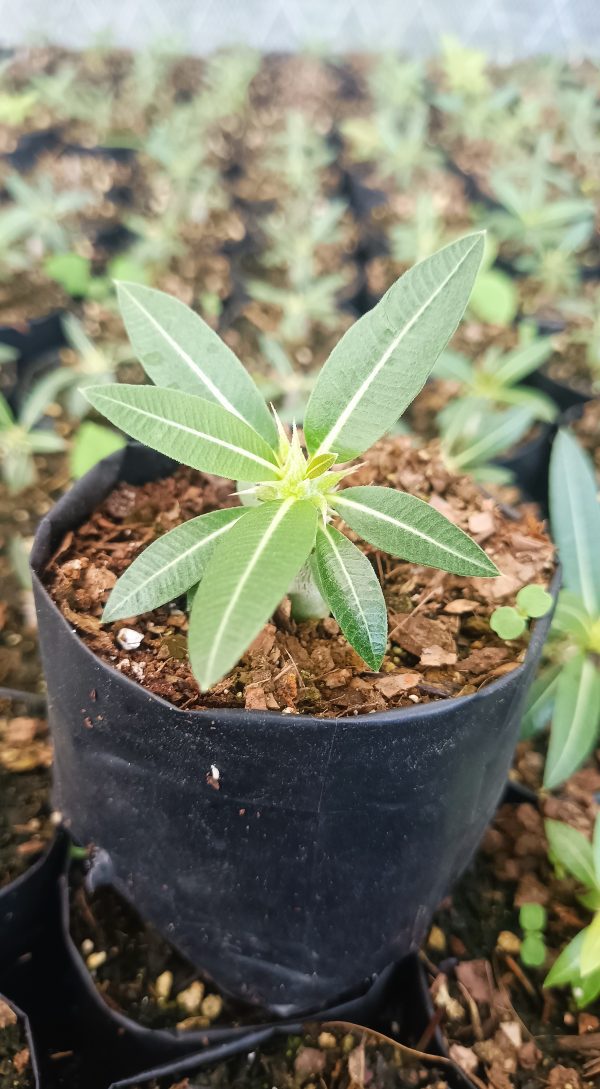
[31,444,560,732]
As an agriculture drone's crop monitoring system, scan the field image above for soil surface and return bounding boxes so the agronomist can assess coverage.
[127,1027,456,1089]
[44,435,555,717]
[425,750,600,1089]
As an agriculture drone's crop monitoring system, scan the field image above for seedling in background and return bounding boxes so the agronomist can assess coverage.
[0,372,70,493]
[544,816,600,1007]
[434,329,557,426]
[0,174,94,255]
[439,401,536,485]
[341,104,441,189]
[519,903,547,969]
[480,137,595,282]
[521,430,600,789]
[86,233,499,691]
[491,584,553,640]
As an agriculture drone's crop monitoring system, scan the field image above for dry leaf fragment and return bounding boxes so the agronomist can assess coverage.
[374,673,420,698]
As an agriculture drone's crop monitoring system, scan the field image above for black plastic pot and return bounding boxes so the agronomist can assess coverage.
[0,831,473,1089]
[494,422,556,516]
[30,443,557,1017]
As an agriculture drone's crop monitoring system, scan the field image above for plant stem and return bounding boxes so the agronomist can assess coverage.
[288,561,329,621]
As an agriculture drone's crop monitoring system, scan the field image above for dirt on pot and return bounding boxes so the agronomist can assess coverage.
[43,435,554,717]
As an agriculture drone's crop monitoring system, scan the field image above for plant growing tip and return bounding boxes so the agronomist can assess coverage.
[86,233,499,692]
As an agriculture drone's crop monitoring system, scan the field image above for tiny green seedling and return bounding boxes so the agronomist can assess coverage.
[519,903,547,968]
[0,373,69,493]
[544,816,600,1007]
[521,430,600,789]
[491,584,553,640]
[86,233,500,691]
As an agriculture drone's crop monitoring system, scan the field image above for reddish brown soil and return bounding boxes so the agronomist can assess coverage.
[44,435,554,717]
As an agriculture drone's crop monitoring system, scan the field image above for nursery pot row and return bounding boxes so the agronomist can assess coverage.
[30,443,558,1017]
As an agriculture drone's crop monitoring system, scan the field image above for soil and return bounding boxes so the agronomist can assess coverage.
[44,435,554,718]
[127,1027,456,1089]
[424,752,600,1089]
[0,1003,32,1089]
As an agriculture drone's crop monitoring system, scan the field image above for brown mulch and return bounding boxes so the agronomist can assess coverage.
[425,749,600,1089]
[43,435,555,717]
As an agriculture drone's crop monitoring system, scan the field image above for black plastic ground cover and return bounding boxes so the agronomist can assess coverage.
[0,830,478,1089]
[29,441,558,1017]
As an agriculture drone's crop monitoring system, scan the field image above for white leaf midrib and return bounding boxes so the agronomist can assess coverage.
[333,492,490,571]
[106,515,241,619]
[123,285,247,424]
[322,528,376,655]
[202,498,295,687]
[94,391,277,475]
[315,237,480,457]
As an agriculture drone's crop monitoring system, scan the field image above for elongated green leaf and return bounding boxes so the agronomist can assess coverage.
[575,963,600,1007]
[103,508,245,622]
[331,486,498,577]
[550,430,600,617]
[448,405,534,471]
[189,499,318,690]
[544,652,600,790]
[546,818,597,888]
[594,818,600,889]
[314,525,387,670]
[70,422,126,479]
[116,282,276,445]
[494,336,554,387]
[545,930,586,989]
[520,663,561,739]
[552,590,592,641]
[85,384,279,483]
[304,233,485,460]
[581,912,600,976]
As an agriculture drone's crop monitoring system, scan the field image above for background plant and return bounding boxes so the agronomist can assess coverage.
[544,816,600,1007]
[521,430,600,789]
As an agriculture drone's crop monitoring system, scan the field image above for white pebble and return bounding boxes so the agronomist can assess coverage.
[117,627,144,651]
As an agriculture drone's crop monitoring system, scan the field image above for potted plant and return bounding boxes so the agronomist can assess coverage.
[31,234,556,1016]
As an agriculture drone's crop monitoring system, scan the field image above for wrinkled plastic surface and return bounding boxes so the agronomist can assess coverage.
[31,444,557,1015]
[0,832,469,1089]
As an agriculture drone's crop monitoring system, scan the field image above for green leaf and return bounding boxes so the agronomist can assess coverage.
[494,336,554,387]
[70,422,126,479]
[581,912,600,976]
[116,282,276,445]
[45,252,92,296]
[188,499,318,690]
[550,430,600,616]
[594,816,600,888]
[545,818,596,888]
[304,233,485,460]
[545,930,585,989]
[575,963,600,1007]
[544,652,600,790]
[552,590,592,641]
[490,606,526,640]
[516,584,553,618]
[331,485,498,577]
[313,525,387,670]
[84,384,279,484]
[519,903,547,931]
[520,663,561,739]
[103,507,245,622]
[520,934,546,968]
[447,405,534,471]
[468,267,518,326]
